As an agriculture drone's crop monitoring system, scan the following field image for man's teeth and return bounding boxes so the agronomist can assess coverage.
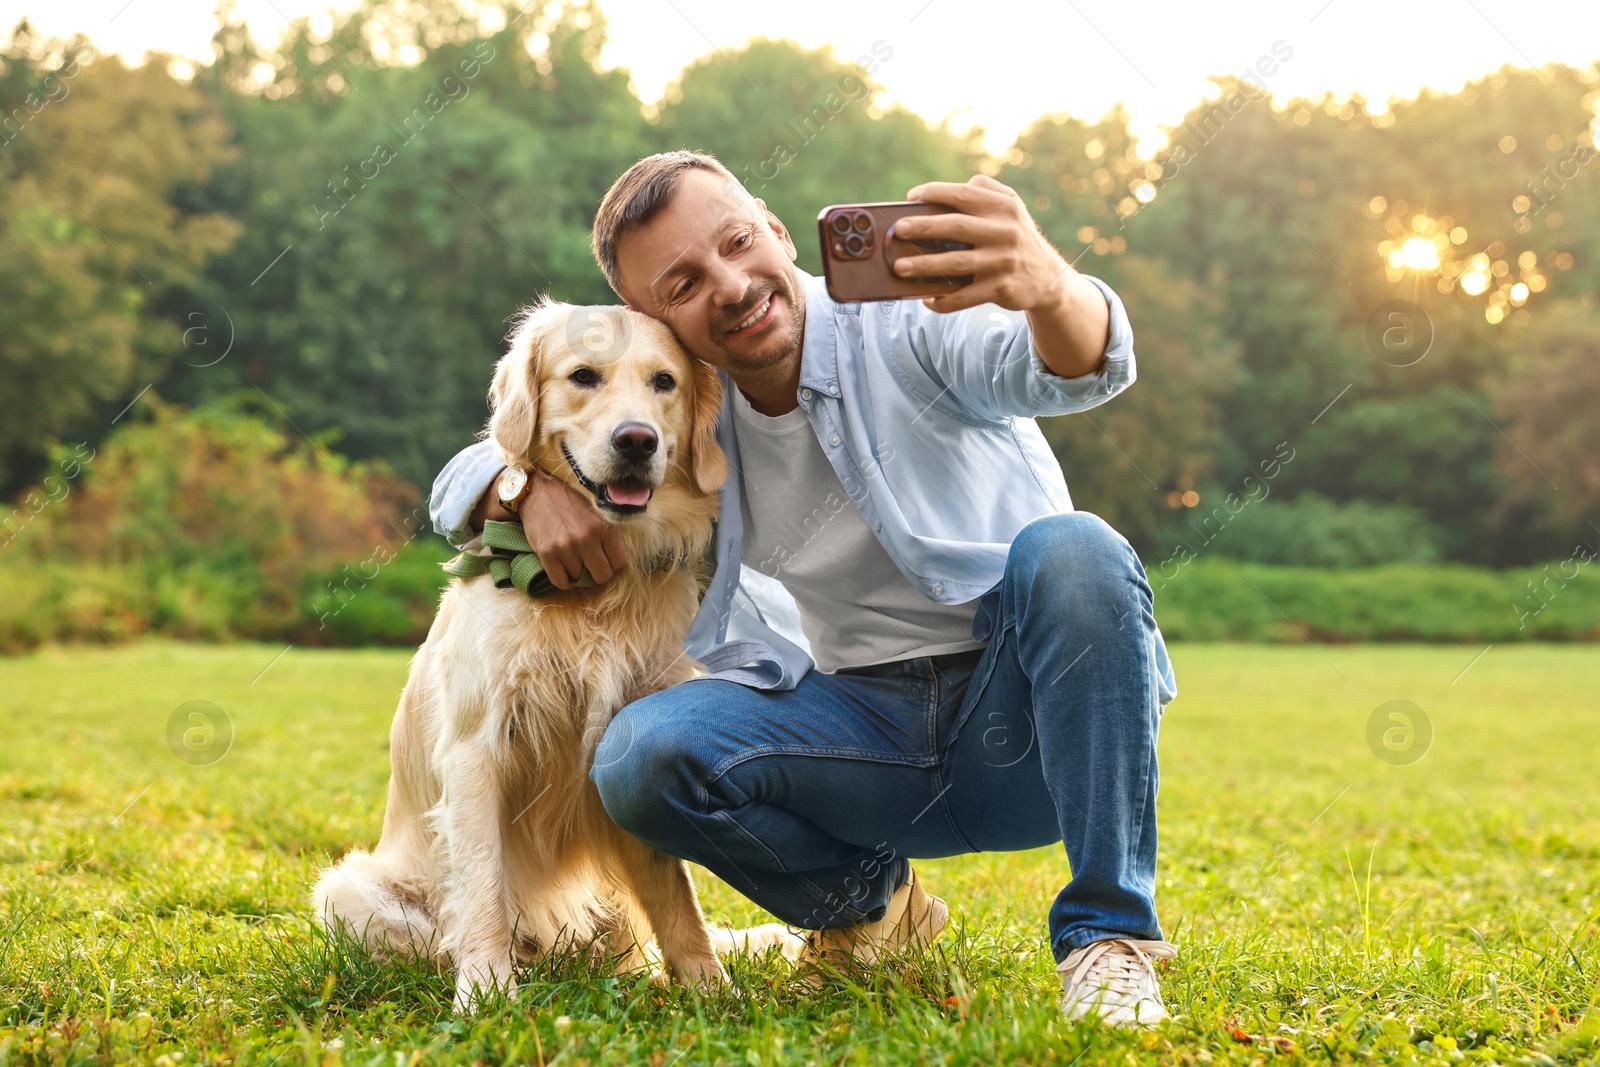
[734,297,771,331]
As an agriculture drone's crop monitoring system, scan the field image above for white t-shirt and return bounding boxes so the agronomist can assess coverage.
[730,384,985,673]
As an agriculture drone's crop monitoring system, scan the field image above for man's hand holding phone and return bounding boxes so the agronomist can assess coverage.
[890,174,1071,313]
[892,174,1112,379]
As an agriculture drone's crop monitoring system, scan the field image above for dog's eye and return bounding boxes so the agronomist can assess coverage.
[651,372,676,393]
[569,367,599,387]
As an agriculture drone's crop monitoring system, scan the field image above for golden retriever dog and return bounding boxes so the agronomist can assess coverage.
[313,300,793,1012]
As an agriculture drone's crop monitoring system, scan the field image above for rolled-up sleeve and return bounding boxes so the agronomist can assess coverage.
[896,273,1136,422]
[429,440,503,547]
[1022,275,1136,415]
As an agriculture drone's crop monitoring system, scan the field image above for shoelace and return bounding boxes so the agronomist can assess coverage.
[1058,938,1177,1005]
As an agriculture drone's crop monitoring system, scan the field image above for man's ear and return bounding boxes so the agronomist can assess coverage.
[764,206,798,261]
[688,359,727,495]
[487,300,556,468]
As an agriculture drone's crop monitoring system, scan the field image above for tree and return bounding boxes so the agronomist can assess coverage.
[1113,65,1600,563]
[1036,255,1238,551]
[0,22,237,495]
[999,111,1237,551]
[1487,295,1600,548]
[160,0,652,489]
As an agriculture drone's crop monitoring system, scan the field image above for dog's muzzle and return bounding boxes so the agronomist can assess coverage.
[561,439,656,514]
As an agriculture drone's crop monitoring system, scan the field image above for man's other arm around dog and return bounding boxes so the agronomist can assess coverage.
[466,469,628,590]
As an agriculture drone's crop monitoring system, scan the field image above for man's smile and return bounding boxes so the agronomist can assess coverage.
[726,293,776,336]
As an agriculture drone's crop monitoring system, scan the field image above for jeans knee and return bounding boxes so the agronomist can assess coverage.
[591,696,700,843]
[1004,512,1146,621]
[1010,513,1134,581]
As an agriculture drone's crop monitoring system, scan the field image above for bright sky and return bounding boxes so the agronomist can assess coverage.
[6,0,1599,153]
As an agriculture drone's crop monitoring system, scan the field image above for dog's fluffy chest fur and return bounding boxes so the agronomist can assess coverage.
[436,563,703,749]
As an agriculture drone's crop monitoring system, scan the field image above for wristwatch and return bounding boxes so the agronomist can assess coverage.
[496,466,533,515]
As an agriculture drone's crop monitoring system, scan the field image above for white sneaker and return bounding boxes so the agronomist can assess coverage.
[1058,938,1176,1027]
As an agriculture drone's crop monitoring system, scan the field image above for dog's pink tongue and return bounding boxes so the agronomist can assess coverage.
[607,485,652,507]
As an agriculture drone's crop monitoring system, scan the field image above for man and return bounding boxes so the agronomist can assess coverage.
[430,151,1179,1027]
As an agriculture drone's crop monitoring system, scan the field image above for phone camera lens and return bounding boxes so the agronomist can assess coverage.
[852,212,872,233]
[844,233,865,256]
[831,213,852,235]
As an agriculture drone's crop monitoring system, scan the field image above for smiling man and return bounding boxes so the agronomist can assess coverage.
[429,151,1179,1027]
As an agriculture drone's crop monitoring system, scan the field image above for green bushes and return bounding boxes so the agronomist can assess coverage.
[1153,493,1445,568]
[1150,558,1600,642]
[304,538,453,647]
[0,397,447,653]
[0,543,453,654]
[6,550,1596,652]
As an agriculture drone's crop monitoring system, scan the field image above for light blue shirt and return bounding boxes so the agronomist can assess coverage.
[430,269,1175,701]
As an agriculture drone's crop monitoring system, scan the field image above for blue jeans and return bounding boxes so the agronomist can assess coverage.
[592,513,1172,960]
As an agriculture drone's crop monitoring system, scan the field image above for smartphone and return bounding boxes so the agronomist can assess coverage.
[817,201,974,303]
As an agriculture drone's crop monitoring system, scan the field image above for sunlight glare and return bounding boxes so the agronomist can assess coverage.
[1388,237,1442,272]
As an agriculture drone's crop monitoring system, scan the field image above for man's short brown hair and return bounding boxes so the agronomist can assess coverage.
[591,150,746,299]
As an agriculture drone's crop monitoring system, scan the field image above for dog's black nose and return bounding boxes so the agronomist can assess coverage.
[611,422,659,461]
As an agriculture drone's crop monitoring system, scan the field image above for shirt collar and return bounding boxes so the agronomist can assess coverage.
[795,268,844,399]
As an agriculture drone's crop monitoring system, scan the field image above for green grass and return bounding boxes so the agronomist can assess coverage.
[1,641,1597,1065]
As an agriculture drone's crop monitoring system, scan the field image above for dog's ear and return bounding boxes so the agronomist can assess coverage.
[687,359,727,495]
[487,302,555,468]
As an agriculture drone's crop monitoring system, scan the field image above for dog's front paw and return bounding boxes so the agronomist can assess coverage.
[453,958,516,1014]
[670,954,729,989]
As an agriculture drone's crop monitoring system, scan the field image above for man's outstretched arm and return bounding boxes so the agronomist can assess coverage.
[884,174,1136,423]
[890,173,1110,378]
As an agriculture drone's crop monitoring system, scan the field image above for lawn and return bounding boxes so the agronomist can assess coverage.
[1,641,1596,1065]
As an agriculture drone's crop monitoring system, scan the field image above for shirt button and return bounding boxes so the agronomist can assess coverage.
[930,583,944,596]
[828,434,841,447]
[801,388,814,401]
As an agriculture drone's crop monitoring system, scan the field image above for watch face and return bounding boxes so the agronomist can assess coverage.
[498,466,528,502]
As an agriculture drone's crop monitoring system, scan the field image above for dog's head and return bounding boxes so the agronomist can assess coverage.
[487,300,726,524]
